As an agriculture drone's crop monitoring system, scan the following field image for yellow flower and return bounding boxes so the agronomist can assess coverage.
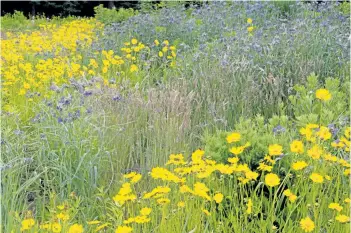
[166,153,186,165]
[131,38,138,45]
[56,212,69,221]
[177,201,185,208]
[68,224,84,233]
[170,46,176,51]
[143,186,171,199]
[151,167,184,183]
[289,195,297,202]
[307,145,323,160]
[283,189,297,202]
[328,203,343,212]
[162,46,168,52]
[18,89,26,96]
[316,126,331,140]
[191,149,205,164]
[21,218,35,231]
[247,18,253,24]
[40,223,51,229]
[194,182,211,201]
[247,26,254,33]
[257,162,273,172]
[51,222,62,233]
[124,172,142,183]
[158,51,163,57]
[268,144,283,156]
[228,157,239,164]
[283,189,292,197]
[130,64,138,72]
[115,225,133,233]
[226,132,241,143]
[163,40,169,46]
[140,207,152,216]
[335,215,350,223]
[202,209,211,216]
[154,40,160,46]
[316,88,331,101]
[290,140,304,154]
[157,198,170,205]
[292,161,308,171]
[264,173,280,187]
[344,198,351,203]
[23,82,31,89]
[113,183,137,206]
[300,217,315,232]
[245,170,259,181]
[229,146,245,155]
[309,173,324,183]
[213,193,224,203]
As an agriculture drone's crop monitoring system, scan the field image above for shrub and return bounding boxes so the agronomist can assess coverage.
[94,4,138,25]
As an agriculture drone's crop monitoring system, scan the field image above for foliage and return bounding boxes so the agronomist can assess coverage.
[94,4,138,25]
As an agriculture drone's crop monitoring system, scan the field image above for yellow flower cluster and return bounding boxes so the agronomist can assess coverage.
[1,24,178,117]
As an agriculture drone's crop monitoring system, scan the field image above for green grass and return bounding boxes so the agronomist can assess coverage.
[1,2,350,232]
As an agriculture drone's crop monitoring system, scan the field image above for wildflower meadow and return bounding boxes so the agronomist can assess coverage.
[1,1,350,233]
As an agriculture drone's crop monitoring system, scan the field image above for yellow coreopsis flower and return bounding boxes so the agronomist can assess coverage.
[157,198,170,205]
[202,209,211,216]
[140,207,152,216]
[247,26,254,33]
[335,215,350,223]
[307,144,323,160]
[56,212,69,221]
[166,153,186,165]
[131,38,138,45]
[328,203,343,212]
[213,193,224,204]
[177,201,185,208]
[265,173,280,187]
[290,140,304,154]
[268,144,283,156]
[316,126,331,140]
[300,217,315,232]
[310,173,324,183]
[247,18,253,24]
[229,146,245,155]
[154,40,160,46]
[226,132,241,143]
[316,88,331,101]
[68,224,84,233]
[292,161,308,171]
[258,162,273,172]
[115,225,133,233]
[51,223,62,233]
[130,64,138,72]
[21,218,35,231]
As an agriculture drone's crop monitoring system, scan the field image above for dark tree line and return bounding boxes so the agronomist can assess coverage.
[0,1,142,17]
